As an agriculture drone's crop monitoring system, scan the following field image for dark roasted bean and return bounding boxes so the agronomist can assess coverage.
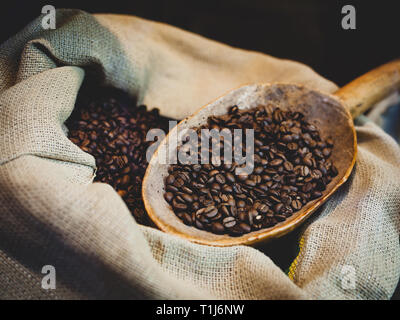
[300,165,310,177]
[211,222,225,234]
[195,220,204,230]
[245,179,256,187]
[204,206,218,219]
[270,159,283,166]
[172,199,188,211]
[273,203,284,213]
[220,205,230,217]
[238,222,251,233]
[173,178,185,188]
[322,148,331,157]
[222,216,237,228]
[311,191,323,199]
[258,204,269,213]
[287,142,298,151]
[225,172,235,183]
[275,214,286,222]
[222,185,233,193]
[238,211,247,222]
[182,194,194,203]
[164,192,174,203]
[237,200,246,208]
[181,212,192,225]
[215,174,226,184]
[247,209,258,225]
[166,175,175,185]
[291,199,302,210]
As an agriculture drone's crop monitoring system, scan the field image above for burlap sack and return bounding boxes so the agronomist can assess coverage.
[0,9,399,299]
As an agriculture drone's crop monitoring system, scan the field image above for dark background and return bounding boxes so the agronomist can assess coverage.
[1,0,399,299]
[1,0,400,86]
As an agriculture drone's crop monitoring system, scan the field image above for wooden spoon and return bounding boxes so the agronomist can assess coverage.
[142,59,400,247]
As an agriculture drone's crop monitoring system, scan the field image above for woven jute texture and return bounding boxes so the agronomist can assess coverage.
[0,9,399,299]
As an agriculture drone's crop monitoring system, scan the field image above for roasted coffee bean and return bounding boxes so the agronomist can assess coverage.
[222,216,237,229]
[66,88,175,225]
[233,183,243,194]
[220,205,231,217]
[287,142,298,151]
[182,194,194,203]
[182,186,193,194]
[163,105,337,235]
[195,220,204,230]
[330,165,338,177]
[237,210,247,222]
[311,169,323,179]
[222,185,233,193]
[275,214,286,222]
[237,174,248,182]
[245,179,256,187]
[281,206,293,216]
[166,185,179,193]
[299,165,310,177]
[311,191,323,199]
[175,195,185,203]
[192,202,200,211]
[166,175,175,185]
[229,105,239,114]
[211,222,225,234]
[229,205,238,217]
[164,192,174,203]
[322,148,331,157]
[252,215,264,229]
[273,203,284,213]
[247,209,258,225]
[313,149,324,159]
[254,166,264,175]
[225,172,236,183]
[210,183,221,193]
[270,159,283,166]
[291,199,302,210]
[302,182,314,193]
[181,212,193,225]
[209,170,219,177]
[238,222,251,233]
[192,164,202,172]
[172,199,188,211]
[283,161,294,171]
[215,174,226,184]
[227,197,236,207]
[258,204,269,213]
[204,206,219,219]
[229,225,244,236]
[237,200,246,208]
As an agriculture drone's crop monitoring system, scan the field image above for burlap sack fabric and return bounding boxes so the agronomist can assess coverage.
[0,9,399,299]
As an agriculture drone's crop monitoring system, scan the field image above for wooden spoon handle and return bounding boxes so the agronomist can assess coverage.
[335,59,400,118]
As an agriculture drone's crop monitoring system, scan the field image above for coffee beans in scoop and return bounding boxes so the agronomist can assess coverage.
[164,105,338,236]
[66,88,175,225]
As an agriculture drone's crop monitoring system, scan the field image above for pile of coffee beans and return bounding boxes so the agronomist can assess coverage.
[164,105,338,236]
[66,88,174,225]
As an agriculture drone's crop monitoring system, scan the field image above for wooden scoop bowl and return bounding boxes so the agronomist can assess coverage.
[142,60,400,246]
